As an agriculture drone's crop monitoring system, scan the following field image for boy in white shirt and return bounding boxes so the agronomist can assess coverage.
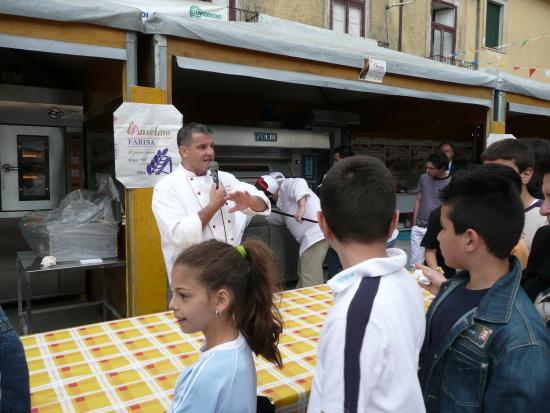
[308,155,426,413]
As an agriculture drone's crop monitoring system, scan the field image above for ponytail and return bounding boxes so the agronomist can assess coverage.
[173,239,284,368]
[236,238,283,368]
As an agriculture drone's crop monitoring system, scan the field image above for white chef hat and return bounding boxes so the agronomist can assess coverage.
[255,175,279,195]
[269,171,285,183]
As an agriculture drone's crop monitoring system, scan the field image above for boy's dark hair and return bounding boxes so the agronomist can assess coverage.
[541,156,550,177]
[481,139,534,173]
[320,155,395,243]
[177,122,213,147]
[427,150,449,170]
[523,138,550,197]
[334,146,355,158]
[440,164,524,259]
[174,239,284,368]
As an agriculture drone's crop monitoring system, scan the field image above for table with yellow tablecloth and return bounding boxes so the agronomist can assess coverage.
[23,284,434,413]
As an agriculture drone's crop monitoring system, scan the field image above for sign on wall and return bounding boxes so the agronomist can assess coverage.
[359,58,387,84]
[114,103,183,188]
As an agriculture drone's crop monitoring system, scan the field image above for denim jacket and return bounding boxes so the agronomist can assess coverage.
[0,306,11,334]
[419,258,550,413]
[0,306,31,413]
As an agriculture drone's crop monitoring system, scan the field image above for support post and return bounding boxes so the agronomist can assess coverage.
[124,86,168,316]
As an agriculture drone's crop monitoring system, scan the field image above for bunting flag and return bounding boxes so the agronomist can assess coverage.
[456,33,550,58]
[485,62,550,78]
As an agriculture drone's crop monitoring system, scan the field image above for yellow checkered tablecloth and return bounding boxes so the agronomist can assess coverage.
[23,285,434,413]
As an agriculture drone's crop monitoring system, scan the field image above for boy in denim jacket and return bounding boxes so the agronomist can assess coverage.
[0,305,31,412]
[417,165,550,413]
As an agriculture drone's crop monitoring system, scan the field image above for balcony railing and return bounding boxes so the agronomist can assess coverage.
[430,55,478,70]
[229,7,259,22]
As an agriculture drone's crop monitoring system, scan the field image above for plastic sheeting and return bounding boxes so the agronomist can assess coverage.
[4,1,550,103]
[492,70,550,102]
[20,190,119,261]
[145,14,496,88]
[0,0,142,31]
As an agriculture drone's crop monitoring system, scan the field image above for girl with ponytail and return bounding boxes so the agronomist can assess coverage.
[168,238,284,413]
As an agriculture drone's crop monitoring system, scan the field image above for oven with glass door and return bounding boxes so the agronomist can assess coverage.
[0,125,65,214]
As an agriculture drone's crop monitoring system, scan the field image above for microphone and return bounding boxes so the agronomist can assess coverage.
[208,161,219,189]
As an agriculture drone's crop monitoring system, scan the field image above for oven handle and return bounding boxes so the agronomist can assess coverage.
[1,164,19,173]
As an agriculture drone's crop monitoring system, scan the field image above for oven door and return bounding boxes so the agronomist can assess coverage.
[0,125,65,212]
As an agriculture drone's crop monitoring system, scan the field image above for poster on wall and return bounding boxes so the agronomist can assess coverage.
[359,58,387,83]
[113,103,183,188]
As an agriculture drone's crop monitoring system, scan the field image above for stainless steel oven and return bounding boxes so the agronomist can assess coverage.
[0,85,84,303]
[0,125,65,212]
[211,125,330,283]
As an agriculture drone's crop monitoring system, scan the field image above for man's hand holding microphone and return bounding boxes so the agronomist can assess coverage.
[199,161,268,228]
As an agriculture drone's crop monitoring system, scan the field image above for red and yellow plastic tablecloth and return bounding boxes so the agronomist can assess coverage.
[23,284,434,413]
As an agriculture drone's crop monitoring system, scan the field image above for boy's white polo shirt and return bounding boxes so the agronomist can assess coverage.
[308,248,426,413]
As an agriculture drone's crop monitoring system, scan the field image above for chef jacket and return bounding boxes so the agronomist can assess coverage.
[152,164,270,280]
[269,178,325,256]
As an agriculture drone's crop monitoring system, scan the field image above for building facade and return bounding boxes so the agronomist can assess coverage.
[228,0,550,84]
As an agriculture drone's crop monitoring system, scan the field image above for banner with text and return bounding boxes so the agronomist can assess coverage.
[114,103,182,188]
[112,0,228,22]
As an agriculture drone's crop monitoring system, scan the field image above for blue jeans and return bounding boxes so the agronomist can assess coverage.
[0,306,30,413]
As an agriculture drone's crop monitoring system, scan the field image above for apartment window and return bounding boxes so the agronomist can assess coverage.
[485,1,503,48]
[332,0,364,37]
[431,1,456,58]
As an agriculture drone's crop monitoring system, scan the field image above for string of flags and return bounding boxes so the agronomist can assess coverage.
[483,63,550,79]
[452,33,550,57]
[447,33,550,78]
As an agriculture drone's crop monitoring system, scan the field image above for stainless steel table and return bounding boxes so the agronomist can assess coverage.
[16,252,125,334]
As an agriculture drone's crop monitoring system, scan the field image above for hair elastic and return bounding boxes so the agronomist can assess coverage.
[235,244,247,259]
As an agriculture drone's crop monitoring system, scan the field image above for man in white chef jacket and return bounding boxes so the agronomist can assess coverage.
[152,123,271,280]
[256,172,329,288]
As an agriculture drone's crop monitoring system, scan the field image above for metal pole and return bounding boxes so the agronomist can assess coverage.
[271,209,318,224]
[125,32,138,101]
[475,0,481,64]
[398,0,404,51]
[154,34,168,92]
[493,90,506,122]
[385,5,390,47]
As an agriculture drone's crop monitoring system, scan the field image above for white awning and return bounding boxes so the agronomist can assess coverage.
[0,0,142,31]
[0,33,127,60]
[176,56,493,107]
[508,102,550,117]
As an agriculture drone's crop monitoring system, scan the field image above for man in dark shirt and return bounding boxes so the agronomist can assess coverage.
[522,159,550,306]
[420,206,456,278]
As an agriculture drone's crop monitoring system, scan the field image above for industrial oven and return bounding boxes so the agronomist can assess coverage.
[0,84,85,302]
[211,125,330,283]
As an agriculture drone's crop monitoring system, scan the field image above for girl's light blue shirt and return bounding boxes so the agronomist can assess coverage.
[170,333,257,413]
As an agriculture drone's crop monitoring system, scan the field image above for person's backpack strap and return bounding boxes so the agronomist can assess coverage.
[344,276,381,413]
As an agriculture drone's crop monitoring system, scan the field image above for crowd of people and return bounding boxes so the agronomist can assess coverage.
[2,122,550,413]
[153,124,550,412]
